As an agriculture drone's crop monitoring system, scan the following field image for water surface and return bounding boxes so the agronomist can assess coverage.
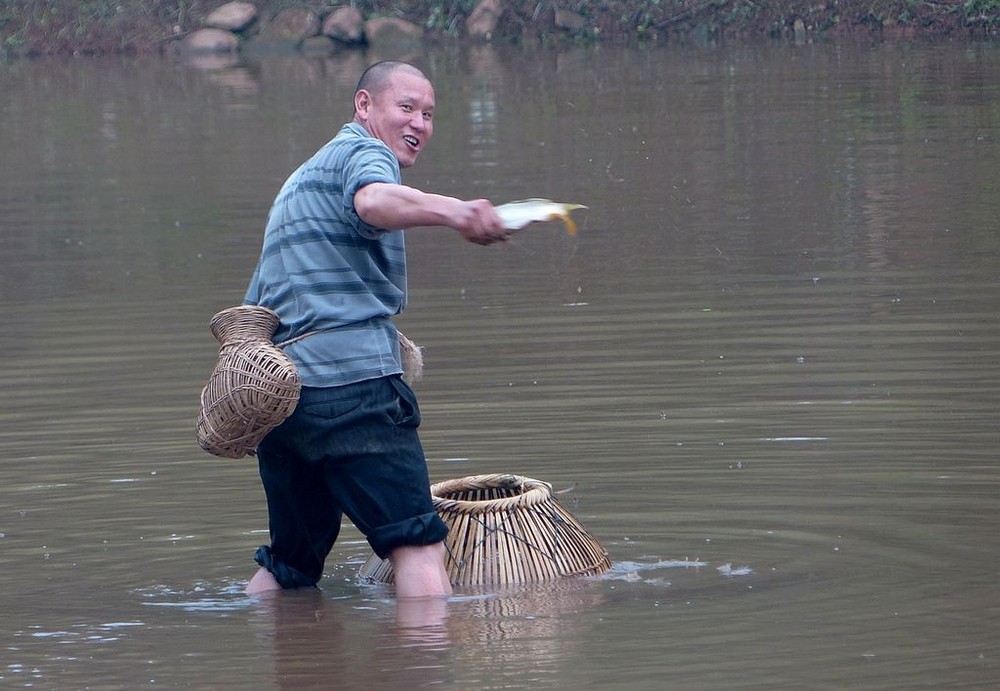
[1,40,998,688]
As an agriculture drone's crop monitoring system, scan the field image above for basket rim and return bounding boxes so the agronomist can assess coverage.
[430,473,552,514]
[209,305,281,344]
[212,304,280,321]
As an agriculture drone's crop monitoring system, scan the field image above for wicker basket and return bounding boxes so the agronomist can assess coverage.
[359,474,611,587]
[196,306,301,459]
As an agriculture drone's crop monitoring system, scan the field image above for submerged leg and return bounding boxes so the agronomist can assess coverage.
[389,542,452,599]
[246,566,283,595]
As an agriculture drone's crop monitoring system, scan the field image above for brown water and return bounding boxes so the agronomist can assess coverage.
[2,40,999,689]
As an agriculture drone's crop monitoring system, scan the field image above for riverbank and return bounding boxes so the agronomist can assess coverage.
[1,0,997,57]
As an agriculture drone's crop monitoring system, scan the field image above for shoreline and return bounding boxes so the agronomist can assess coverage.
[1,1,997,59]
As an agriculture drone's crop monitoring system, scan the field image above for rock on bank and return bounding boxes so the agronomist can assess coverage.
[179,1,532,56]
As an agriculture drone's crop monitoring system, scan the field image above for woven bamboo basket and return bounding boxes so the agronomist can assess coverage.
[358,473,611,587]
[196,305,301,459]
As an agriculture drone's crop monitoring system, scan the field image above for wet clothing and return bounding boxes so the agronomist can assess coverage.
[243,122,447,589]
[253,378,446,588]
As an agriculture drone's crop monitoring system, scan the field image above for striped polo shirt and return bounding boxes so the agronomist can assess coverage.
[244,122,407,387]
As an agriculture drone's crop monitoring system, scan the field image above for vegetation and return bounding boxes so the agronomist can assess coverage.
[1,0,997,57]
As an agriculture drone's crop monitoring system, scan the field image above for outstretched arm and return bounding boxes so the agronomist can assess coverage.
[354,182,507,245]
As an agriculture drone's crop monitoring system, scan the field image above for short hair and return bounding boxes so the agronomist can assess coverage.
[355,60,428,97]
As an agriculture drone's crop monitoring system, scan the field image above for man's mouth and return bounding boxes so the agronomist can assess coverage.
[403,135,419,149]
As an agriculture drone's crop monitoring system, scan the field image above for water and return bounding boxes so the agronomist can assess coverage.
[2,39,999,689]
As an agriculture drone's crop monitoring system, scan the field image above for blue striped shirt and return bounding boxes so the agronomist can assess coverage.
[244,122,407,387]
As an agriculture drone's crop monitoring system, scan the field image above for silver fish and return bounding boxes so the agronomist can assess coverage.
[496,198,587,235]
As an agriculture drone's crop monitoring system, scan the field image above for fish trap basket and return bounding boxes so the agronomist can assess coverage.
[359,473,611,587]
[196,306,301,459]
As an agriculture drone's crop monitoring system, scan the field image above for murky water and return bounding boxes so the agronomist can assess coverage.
[2,39,999,688]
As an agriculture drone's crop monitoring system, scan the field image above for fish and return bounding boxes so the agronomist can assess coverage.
[495,198,587,235]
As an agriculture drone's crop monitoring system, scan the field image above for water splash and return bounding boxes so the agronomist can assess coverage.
[136,581,253,613]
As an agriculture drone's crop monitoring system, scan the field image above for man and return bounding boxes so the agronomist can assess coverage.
[243,61,508,598]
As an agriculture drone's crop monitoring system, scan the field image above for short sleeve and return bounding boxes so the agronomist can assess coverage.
[341,138,401,239]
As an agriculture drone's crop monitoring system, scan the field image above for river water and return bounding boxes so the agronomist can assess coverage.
[1,38,998,689]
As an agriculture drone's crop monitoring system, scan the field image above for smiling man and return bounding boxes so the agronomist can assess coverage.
[242,61,507,599]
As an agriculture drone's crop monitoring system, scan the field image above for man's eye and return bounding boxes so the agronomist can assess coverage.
[401,104,413,112]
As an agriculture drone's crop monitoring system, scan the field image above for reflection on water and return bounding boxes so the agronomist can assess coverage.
[1,40,999,689]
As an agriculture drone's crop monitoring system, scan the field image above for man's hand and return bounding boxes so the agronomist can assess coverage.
[451,199,508,246]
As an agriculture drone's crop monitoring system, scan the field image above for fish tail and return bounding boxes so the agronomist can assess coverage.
[546,211,578,235]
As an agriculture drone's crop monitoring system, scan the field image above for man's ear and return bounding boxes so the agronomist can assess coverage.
[354,89,372,121]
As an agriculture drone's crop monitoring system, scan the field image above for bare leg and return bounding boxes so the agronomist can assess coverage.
[246,566,283,595]
[389,542,452,599]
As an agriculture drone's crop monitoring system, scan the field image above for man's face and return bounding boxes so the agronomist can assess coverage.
[356,70,435,169]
